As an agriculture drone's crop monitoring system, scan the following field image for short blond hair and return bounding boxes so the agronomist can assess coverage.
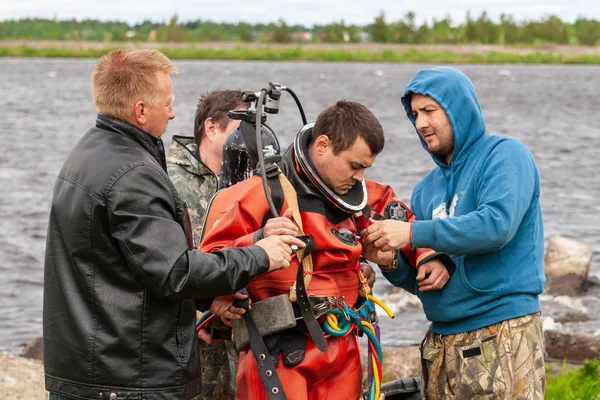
[92,48,179,120]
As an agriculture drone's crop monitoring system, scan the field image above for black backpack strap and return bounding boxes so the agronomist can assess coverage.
[293,234,327,351]
[259,171,285,228]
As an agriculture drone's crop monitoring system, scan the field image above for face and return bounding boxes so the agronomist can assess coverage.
[142,71,176,138]
[312,135,376,195]
[410,94,454,164]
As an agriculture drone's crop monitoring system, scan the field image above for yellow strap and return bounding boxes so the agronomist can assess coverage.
[277,172,313,302]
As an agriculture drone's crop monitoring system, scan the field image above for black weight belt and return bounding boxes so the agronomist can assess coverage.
[235,289,287,400]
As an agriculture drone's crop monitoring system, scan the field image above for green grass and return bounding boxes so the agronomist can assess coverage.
[546,359,600,400]
[1,44,600,64]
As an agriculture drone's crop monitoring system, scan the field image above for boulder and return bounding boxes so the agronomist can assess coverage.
[544,236,592,296]
[20,337,44,361]
[381,346,422,383]
[363,345,421,383]
[554,312,590,324]
[544,330,600,361]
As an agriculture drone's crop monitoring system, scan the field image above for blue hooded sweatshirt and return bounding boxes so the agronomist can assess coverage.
[383,67,545,334]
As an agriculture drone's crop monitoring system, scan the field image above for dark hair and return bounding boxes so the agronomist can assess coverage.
[193,89,247,145]
[312,100,384,155]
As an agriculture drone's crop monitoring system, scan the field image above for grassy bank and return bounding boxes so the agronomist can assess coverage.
[546,359,600,400]
[1,43,600,64]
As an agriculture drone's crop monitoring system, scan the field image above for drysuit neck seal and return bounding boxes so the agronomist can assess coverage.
[293,124,367,214]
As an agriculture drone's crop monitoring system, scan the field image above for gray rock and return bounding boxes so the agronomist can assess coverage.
[544,235,592,296]
[20,337,43,361]
[544,329,600,361]
[362,345,421,383]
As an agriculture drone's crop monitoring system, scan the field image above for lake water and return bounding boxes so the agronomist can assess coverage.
[1,58,599,352]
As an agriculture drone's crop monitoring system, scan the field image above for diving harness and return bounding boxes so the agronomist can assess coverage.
[197,83,395,400]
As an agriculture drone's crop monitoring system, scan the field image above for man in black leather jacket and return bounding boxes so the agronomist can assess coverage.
[43,48,304,400]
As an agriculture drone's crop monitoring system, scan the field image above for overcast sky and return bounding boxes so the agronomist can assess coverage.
[2,0,598,26]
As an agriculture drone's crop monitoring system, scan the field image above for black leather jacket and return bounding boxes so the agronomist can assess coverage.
[43,115,270,400]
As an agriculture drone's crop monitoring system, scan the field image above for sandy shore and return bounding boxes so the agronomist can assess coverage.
[0,352,47,400]
[2,40,599,56]
[0,347,585,400]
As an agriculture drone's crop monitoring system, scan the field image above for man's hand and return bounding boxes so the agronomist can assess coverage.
[416,259,450,291]
[364,219,411,252]
[264,208,299,237]
[197,291,250,343]
[195,310,222,344]
[256,235,306,272]
[359,261,376,288]
[197,327,215,343]
[361,234,395,268]
[209,291,249,319]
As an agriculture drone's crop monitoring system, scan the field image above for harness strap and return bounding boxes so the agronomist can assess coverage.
[276,172,314,301]
[275,171,327,351]
[355,205,386,298]
[293,234,327,351]
[235,290,287,400]
[305,265,359,274]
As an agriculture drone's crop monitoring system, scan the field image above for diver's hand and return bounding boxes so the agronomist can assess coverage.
[263,208,299,237]
[364,219,411,252]
[416,259,450,291]
[361,233,395,267]
[256,235,306,272]
[359,261,376,288]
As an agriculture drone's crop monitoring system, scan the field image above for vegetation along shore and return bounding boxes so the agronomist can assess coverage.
[2,11,600,63]
[2,41,600,64]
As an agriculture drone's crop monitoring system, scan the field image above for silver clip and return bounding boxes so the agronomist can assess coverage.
[339,304,351,321]
[327,296,345,307]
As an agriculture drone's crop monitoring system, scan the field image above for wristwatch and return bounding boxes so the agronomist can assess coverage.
[378,250,398,272]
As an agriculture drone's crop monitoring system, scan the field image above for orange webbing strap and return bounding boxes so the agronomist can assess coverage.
[277,172,313,303]
[358,268,371,297]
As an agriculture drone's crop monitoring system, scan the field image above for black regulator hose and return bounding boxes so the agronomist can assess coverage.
[283,87,308,126]
[256,89,280,218]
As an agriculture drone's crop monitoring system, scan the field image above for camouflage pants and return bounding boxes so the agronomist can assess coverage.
[420,313,545,400]
[192,340,238,400]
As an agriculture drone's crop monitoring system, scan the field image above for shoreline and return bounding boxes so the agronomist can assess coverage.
[2,40,600,64]
[0,346,591,400]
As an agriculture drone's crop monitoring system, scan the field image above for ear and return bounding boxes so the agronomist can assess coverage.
[203,117,218,143]
[133,101,147,126]
[313,134,330,155]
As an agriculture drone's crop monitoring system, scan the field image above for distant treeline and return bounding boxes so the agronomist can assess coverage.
[2,11,600,46]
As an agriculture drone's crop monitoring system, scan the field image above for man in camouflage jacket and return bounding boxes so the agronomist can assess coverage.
[167,89,248,400]
[167,135,218,247]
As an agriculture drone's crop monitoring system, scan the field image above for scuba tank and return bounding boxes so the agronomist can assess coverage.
[219,116,280,189]
[218,83,308,216]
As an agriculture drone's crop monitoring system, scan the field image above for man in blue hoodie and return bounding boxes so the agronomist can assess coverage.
[363,67,546,399]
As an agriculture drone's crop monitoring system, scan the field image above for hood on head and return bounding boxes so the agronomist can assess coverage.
[401,67,486,166]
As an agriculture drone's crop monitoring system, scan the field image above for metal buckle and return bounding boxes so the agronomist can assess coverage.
[354,297,379,323]
[301,295,346,319]
[311,300,331,318]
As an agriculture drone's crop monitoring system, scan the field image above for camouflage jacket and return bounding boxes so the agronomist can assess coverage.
[167,135,218,248]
